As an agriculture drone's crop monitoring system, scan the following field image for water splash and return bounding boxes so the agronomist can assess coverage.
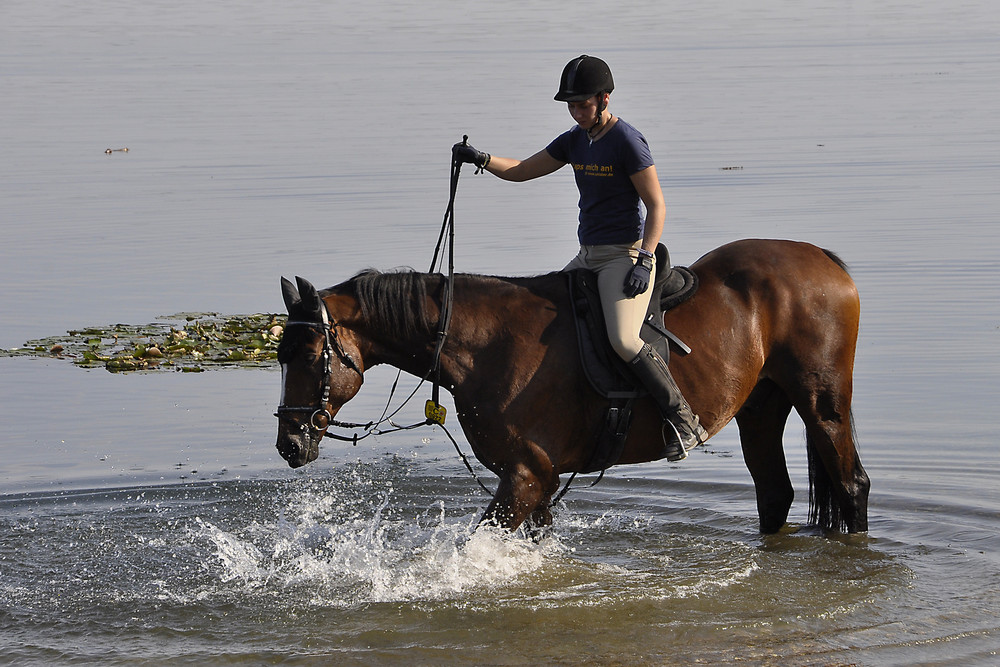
[192,483,560,607]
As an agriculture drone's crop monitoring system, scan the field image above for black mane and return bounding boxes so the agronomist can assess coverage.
[349,269,436,339]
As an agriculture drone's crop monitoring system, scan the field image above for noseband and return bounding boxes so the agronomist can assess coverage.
[273,313,362,434]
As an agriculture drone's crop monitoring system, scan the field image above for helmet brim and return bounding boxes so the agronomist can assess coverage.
[554,91,600,102]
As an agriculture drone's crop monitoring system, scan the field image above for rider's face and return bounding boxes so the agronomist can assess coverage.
[566,95,604,128]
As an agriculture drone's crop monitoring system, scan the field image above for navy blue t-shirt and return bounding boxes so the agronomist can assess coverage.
[545,118,655,245]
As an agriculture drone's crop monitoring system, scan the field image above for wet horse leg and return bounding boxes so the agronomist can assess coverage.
[479,441,558,532]
[479,463,553,531]
[736,379,795,533]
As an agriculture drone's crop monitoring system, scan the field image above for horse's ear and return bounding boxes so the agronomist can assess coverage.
[294,276,325,322]
[280,276,301,314]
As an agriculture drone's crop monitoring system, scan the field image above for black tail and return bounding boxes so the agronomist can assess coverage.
[806,411,859,532]
[821,248,851,275]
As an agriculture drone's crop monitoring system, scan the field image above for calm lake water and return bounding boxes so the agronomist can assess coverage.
[2,1,1000,665]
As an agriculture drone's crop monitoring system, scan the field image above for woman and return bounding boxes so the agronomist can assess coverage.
[453,54,706,461]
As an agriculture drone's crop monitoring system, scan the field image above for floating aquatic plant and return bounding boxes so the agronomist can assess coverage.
[1,313,286,373]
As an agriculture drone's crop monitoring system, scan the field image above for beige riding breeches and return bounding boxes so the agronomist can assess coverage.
[563,241,655,362]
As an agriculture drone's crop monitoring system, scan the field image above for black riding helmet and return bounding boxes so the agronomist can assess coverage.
[554,55,615,102]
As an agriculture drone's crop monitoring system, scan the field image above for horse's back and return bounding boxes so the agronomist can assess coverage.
[692,239,855,291]
[690,238,859,332]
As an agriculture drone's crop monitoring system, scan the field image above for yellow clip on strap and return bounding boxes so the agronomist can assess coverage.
[424,399,447,425]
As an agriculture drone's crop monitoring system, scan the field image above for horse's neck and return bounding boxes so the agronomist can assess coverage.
[345,272,446,378]
[357,272,563,387]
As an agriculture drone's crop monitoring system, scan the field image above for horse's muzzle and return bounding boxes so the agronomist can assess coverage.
[275,429,320,468]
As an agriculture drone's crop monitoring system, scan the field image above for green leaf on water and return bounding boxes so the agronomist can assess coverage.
[0,313,287,373]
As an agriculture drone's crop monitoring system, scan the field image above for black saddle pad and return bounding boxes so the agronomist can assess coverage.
[659,265,698,312]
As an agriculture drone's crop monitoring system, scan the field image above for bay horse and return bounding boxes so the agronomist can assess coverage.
[274,239,869,534]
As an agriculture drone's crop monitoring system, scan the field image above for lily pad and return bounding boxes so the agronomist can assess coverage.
[1,313,287,373]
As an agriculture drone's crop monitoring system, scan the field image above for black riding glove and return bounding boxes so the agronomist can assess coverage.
[623,251,654,298]
[452,142,491,171]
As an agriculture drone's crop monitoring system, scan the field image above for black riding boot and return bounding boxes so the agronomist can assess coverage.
[628,343,708,461]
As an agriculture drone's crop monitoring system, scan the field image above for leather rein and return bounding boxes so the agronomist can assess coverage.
[272,141,578,502]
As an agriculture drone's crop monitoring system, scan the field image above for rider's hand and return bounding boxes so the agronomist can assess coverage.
[623,251,654,298]
[452,142,491,170]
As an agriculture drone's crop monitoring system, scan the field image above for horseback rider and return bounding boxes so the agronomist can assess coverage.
[453,55,707,461]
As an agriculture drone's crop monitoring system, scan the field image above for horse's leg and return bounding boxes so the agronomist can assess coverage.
[478,440,558,532]
[479,463,553,531]
[736,379,795,534]
[789,372,870,533]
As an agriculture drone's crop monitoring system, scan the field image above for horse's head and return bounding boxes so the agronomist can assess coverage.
[274,276,364,468]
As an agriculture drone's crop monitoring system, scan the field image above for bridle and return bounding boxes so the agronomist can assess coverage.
[273,306,362,436]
